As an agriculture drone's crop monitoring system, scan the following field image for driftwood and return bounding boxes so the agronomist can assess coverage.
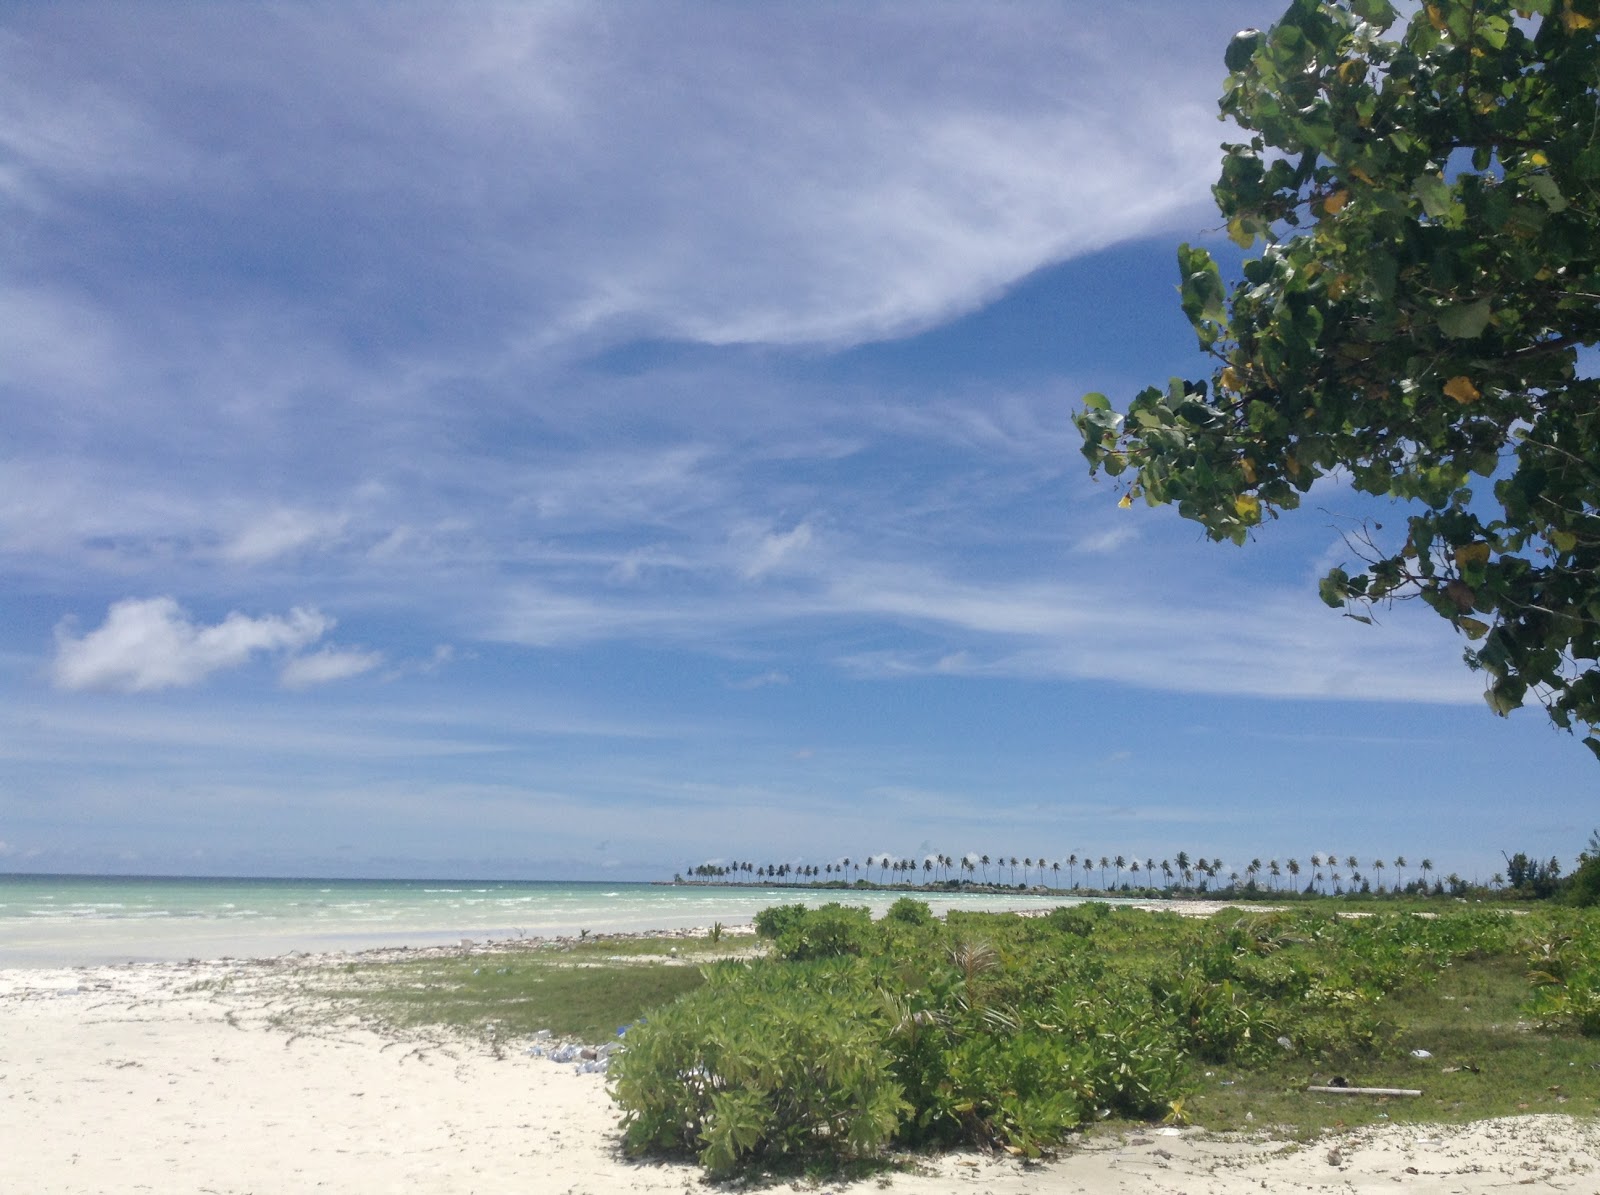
[1306,1085,1423,1097]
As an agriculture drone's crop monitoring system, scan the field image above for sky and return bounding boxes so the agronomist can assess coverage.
[3,1,1594,885]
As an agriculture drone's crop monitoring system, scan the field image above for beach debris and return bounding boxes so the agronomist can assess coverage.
[1306,1085,1423,1097]
[1276,1035,1293,1050]
[1410,1048,1433,1058]
[526,1039,620,1073]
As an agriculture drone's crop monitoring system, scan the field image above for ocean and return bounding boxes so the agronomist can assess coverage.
[0,874,1095,968]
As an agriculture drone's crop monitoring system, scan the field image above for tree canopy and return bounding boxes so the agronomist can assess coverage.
[1077,0,1600,753]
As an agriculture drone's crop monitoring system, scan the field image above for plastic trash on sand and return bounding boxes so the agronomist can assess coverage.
[1410,1049,1433,1059]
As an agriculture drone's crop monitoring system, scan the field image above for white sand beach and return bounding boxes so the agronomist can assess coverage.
[4,943,1600,1195]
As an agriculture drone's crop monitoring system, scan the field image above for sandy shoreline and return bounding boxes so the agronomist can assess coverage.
[5,934,1599,1194]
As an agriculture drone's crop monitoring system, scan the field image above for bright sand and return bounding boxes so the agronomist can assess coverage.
[5,940,1600,1194]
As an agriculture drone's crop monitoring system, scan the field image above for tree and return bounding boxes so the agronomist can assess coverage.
[1077,0,1600,754]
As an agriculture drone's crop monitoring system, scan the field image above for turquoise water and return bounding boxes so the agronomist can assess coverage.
[0,874,1089,968]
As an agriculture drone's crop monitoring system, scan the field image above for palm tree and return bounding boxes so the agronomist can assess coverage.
[1161,859,1173,889]
[1393,856,1407,889]
[1269,859,1281,890]
[1346,854,1359,874]
[1129,858,1141,887]
[1421,858,1435,892]
[1051,860,1061,889]
[1066,853,1078,887]
[1009,856,1020,885]
[1372,858,1385,892]
[1113,855,1126,887]
[1099,856,1110,889]
[1246,858,1262,888]
[1287,857,1301,891]
[980,854,991,885]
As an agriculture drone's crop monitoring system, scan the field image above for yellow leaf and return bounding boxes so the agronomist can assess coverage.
[1240,457,1257,484]
[1551,530,1579,552]
[1220,366,1242,391]
[1443,375,1481,404]
[1285,454,1301,478]
[1327,274,1350,301]
[1234,494,1261,520]
[1350,166,1374,185]
[1454,541,1491,568]
[1529,151,1549,168]
[1323,189,1350,215]
[1457,617,1490,641]
[1562,2,1597,31]
[1337,59,1366,84]
[1118,493,1133,509]
[1426,3,1449,31]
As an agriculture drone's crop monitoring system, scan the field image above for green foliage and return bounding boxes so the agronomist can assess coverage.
[753,903,811,941]
[611,902,1580,1175]
[1525,913,1600,1033]
[885,896,936,926]
[610,959,909,1175]
[1077,0,1600,752]
[1568,853,1600,907]
[768,902,876,961]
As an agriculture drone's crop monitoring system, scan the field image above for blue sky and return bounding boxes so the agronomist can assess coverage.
[3,1,1593,884]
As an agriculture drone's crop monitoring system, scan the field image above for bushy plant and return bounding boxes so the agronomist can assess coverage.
[770,903,876,961]
[885,896,935,927]
[614,903,1568,1176]
[610,959,907,1174]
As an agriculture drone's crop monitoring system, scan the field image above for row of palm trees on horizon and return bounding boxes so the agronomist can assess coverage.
[678,851,1479,894]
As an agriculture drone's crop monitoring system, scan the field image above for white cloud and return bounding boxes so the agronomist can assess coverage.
[52,597,331,692]
[224,508,347,564]
[728,670,791,691]
[739,522,815,580]
[280,645,384,690]
[1073,524,1138,554]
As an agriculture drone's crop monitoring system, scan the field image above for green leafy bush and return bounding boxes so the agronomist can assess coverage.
[613,903,1583,1175]
[610,959,907,1174]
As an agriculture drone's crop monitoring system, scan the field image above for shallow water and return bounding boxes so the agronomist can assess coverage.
[0,874,1096,967]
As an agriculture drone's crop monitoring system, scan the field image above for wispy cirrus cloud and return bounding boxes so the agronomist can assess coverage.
[279,645,384,690]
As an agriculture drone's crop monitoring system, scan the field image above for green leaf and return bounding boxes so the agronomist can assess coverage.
[1225,28,1262,72]
[1437,298,1492,339]
[1350,0,1398,24]
[1458,617,1491,640]
[1412,172,1453,218]
[1526,173,1568,213]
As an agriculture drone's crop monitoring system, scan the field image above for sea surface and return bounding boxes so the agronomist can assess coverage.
[0,874,1095,968]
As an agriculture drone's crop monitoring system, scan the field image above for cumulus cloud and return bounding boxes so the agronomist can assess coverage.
[280,645,384,689]
[53,597,331,692]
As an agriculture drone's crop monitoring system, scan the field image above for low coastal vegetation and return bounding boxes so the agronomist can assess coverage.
[301,933,752,1043]
[610,901,1600,1175]
[304,894,1600,1180]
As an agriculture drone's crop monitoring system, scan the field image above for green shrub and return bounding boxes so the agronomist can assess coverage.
[610,959,908,1174]
[886,896,935,927]
[753,903,810,941]
[614,902,1565,1176]
[766,903,875,961]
